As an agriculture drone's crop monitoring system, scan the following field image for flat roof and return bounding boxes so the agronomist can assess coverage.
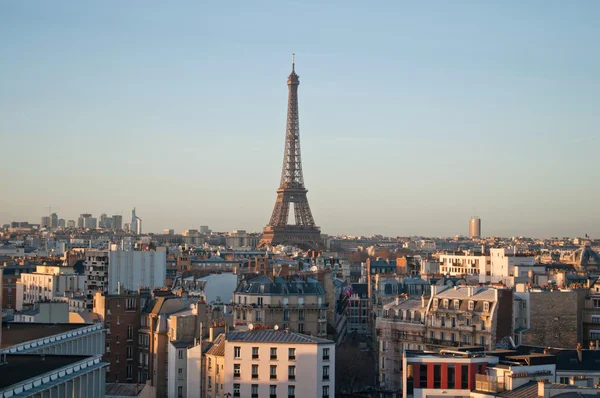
[0,354,89,389]
[1,323,85,348]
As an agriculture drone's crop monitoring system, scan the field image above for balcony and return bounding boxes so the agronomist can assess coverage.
[458,324,475,332]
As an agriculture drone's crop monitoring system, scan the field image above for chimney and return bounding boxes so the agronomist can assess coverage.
[576,343,582,362]
[537,380,547,398]
[395,295,400,306]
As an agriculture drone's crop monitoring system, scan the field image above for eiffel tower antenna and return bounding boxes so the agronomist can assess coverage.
[259,56,323,251]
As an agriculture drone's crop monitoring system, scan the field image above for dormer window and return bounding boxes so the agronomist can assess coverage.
[433,299,438,309]
[443,299,449,308]
[483,302,490,312]
[468,301,474,311]
[453,300,460,310]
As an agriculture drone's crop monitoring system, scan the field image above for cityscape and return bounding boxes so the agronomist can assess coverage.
[2,2,600,398]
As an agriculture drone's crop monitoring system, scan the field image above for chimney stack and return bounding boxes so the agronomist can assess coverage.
[395,295,400,306]
[576,343,582,362]
[537,380,547,398]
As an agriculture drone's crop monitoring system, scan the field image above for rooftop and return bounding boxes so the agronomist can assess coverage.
[105,383,144,397]
[226,330,333,344]
[0,354,89,389]
[1,322,85,348]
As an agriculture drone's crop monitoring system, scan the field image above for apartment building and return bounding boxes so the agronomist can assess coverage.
[218,329,335,398]
[93,289,151,384]
[18,265,85,310]
[84,247,166,311]
[232,275,328,337]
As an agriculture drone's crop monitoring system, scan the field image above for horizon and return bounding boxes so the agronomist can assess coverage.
[2,2,599,237]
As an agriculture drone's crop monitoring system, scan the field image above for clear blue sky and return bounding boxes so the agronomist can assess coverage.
[1,1,599,238]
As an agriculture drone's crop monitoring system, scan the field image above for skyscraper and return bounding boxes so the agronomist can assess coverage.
[99,213,108,229]
[41,216,50,228]
[111,215,123,230]
[131,208,142,235]
[258,56,323,250]
[469,216,481,238]
[51,213,58,228]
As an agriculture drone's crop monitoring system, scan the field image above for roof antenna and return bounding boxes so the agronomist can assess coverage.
[292,53,295,72]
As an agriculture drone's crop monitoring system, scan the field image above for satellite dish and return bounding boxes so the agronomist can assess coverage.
[248,323,254,330]
[274,324,279,330]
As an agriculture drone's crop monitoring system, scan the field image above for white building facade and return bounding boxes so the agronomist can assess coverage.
[223,330,335,398]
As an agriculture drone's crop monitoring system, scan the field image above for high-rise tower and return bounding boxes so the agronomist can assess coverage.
[259,56,323,250]
[469,216,481,238]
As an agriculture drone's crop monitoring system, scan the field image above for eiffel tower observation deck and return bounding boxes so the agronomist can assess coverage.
[258,55,324,251]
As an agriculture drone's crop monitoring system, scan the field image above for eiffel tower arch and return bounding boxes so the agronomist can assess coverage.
[258,56,324,251]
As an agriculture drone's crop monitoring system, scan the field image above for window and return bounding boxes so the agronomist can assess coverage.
[178,386,183,397]
[270,385,277,398]
[298,323,304,333]
[288,385,296,398]
[178,368,183,380]
[323,365,330,380]
[258,297,263,306]
[440,332,445,341]
[252,364,259,379]
[233,383,240,397]
[252,346,259,359]
[126,298,136,311]
[322,385,330,398]
[270,365,277,379]
[234,364,241,377]
[208,376,212,389]
[234,346,241,358]
[115,353,120,363]
[451,318,456,328]
[481,321,486,331]
[127,365,132,379]
[433,298,438,308]
[270,347,277,359]
[255,311,262,321]
[288,348,296,360]
[288,365,296,380]
[453,300,460,310]
[443,299,449,308]
[299,310,305,321]
[480,336,486,346]
[594,299,600,308]
[127,346,133,359]
[560,377,569,384]
[284,309,290,321]
[483,302,490,312]
[116,335,120,344]
[127,325,134,340]
[178,349,184,359]
[323,347,330,361]
[252,384,259,398]
[116,299,120,307]
[440,317,445,327]
[468,301,474,311]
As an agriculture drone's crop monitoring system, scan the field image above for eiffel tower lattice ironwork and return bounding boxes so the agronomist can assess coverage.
[259,56,323,250]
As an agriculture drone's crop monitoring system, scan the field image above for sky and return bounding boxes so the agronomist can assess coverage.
[1,1,599,238]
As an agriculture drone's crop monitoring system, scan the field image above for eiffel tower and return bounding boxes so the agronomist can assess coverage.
[258,56,323,251]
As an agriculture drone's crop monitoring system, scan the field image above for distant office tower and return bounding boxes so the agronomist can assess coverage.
[78,213,91,229]
[164,229,174,235]
[99,213,108,228]
[85,217,97,229]
[41,216,50,228]
[124,223,131,232]
[67,220,76,229]
[51,213,58,228]
[131,208,142,235]
[469,216,481,238]
[200,225,210,234]
[111,215,123,230]
[58,219,66,228]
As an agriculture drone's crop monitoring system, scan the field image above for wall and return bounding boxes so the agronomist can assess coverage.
[521,289,587,348]
[108,250,167,294]
[186,344,203,398]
